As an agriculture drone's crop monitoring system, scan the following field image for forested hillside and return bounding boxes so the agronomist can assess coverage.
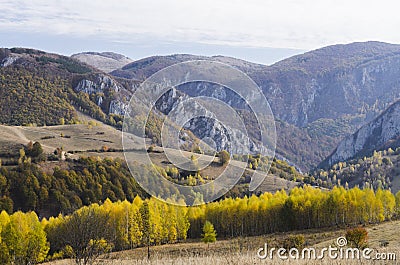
[0,48,127,127]
[312,147,400,193]
[0,155,147,216]
[0,66,78,126]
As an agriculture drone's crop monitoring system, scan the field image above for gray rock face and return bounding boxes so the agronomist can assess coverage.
[154,88,261,155]
[109,101,127,116]
[156,88,185,114]
[257,54,400,127]
[1,55,19,67]
[74,74,122,94]
[74,73,130,115]
[322,100,400,167]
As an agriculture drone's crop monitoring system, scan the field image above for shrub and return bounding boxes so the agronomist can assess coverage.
[218,150,230,165]
[345,227,368,249]
[282,234,305,250]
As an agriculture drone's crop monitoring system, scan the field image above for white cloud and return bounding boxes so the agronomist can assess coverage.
[1,0,400,49]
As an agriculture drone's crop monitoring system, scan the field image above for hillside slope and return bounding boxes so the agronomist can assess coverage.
[71,52,133,73]
[320,100,400,168]
[0,48,135,127]
[313,147,400,193]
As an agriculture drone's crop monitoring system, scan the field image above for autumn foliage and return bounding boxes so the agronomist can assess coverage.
[0,185,398,264]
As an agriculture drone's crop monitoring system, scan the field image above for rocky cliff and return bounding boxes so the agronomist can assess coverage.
[260,42,400,126]
[320,100,400,168]
[73,73,132,115]
[154,88,261,155]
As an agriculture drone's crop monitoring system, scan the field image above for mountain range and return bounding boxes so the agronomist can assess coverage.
[2,41,400,172]
[108,41,400,171]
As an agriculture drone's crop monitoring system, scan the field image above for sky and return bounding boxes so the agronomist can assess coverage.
[1,0,400,65]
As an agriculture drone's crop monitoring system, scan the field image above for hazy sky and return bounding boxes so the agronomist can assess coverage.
[1,0,399,64]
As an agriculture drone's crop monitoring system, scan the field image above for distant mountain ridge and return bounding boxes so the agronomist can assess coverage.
[271,41,400,75]
[72,51,133,73]
[110,54,267,80]
[262,41,400,126]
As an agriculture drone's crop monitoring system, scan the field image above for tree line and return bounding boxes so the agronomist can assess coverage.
[0,196,190,265]
[0,155,147,216]
[0,186,399,264]
[187,186,400,238]
[0,147,310,215]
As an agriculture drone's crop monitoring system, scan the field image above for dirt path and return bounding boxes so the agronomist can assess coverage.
[8,126,54,152]
[7,126,30,142]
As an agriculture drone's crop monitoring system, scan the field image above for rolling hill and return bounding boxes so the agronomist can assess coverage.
[71,51,133,73]
[0,47,136,127]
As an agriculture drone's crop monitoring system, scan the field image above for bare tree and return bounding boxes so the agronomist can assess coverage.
[61,207,114,265]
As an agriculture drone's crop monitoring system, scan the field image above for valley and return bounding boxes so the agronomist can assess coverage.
[4,42,400,172]
[0,41,400,265]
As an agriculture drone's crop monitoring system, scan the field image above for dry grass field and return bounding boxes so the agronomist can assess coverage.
[0,123,126,154]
